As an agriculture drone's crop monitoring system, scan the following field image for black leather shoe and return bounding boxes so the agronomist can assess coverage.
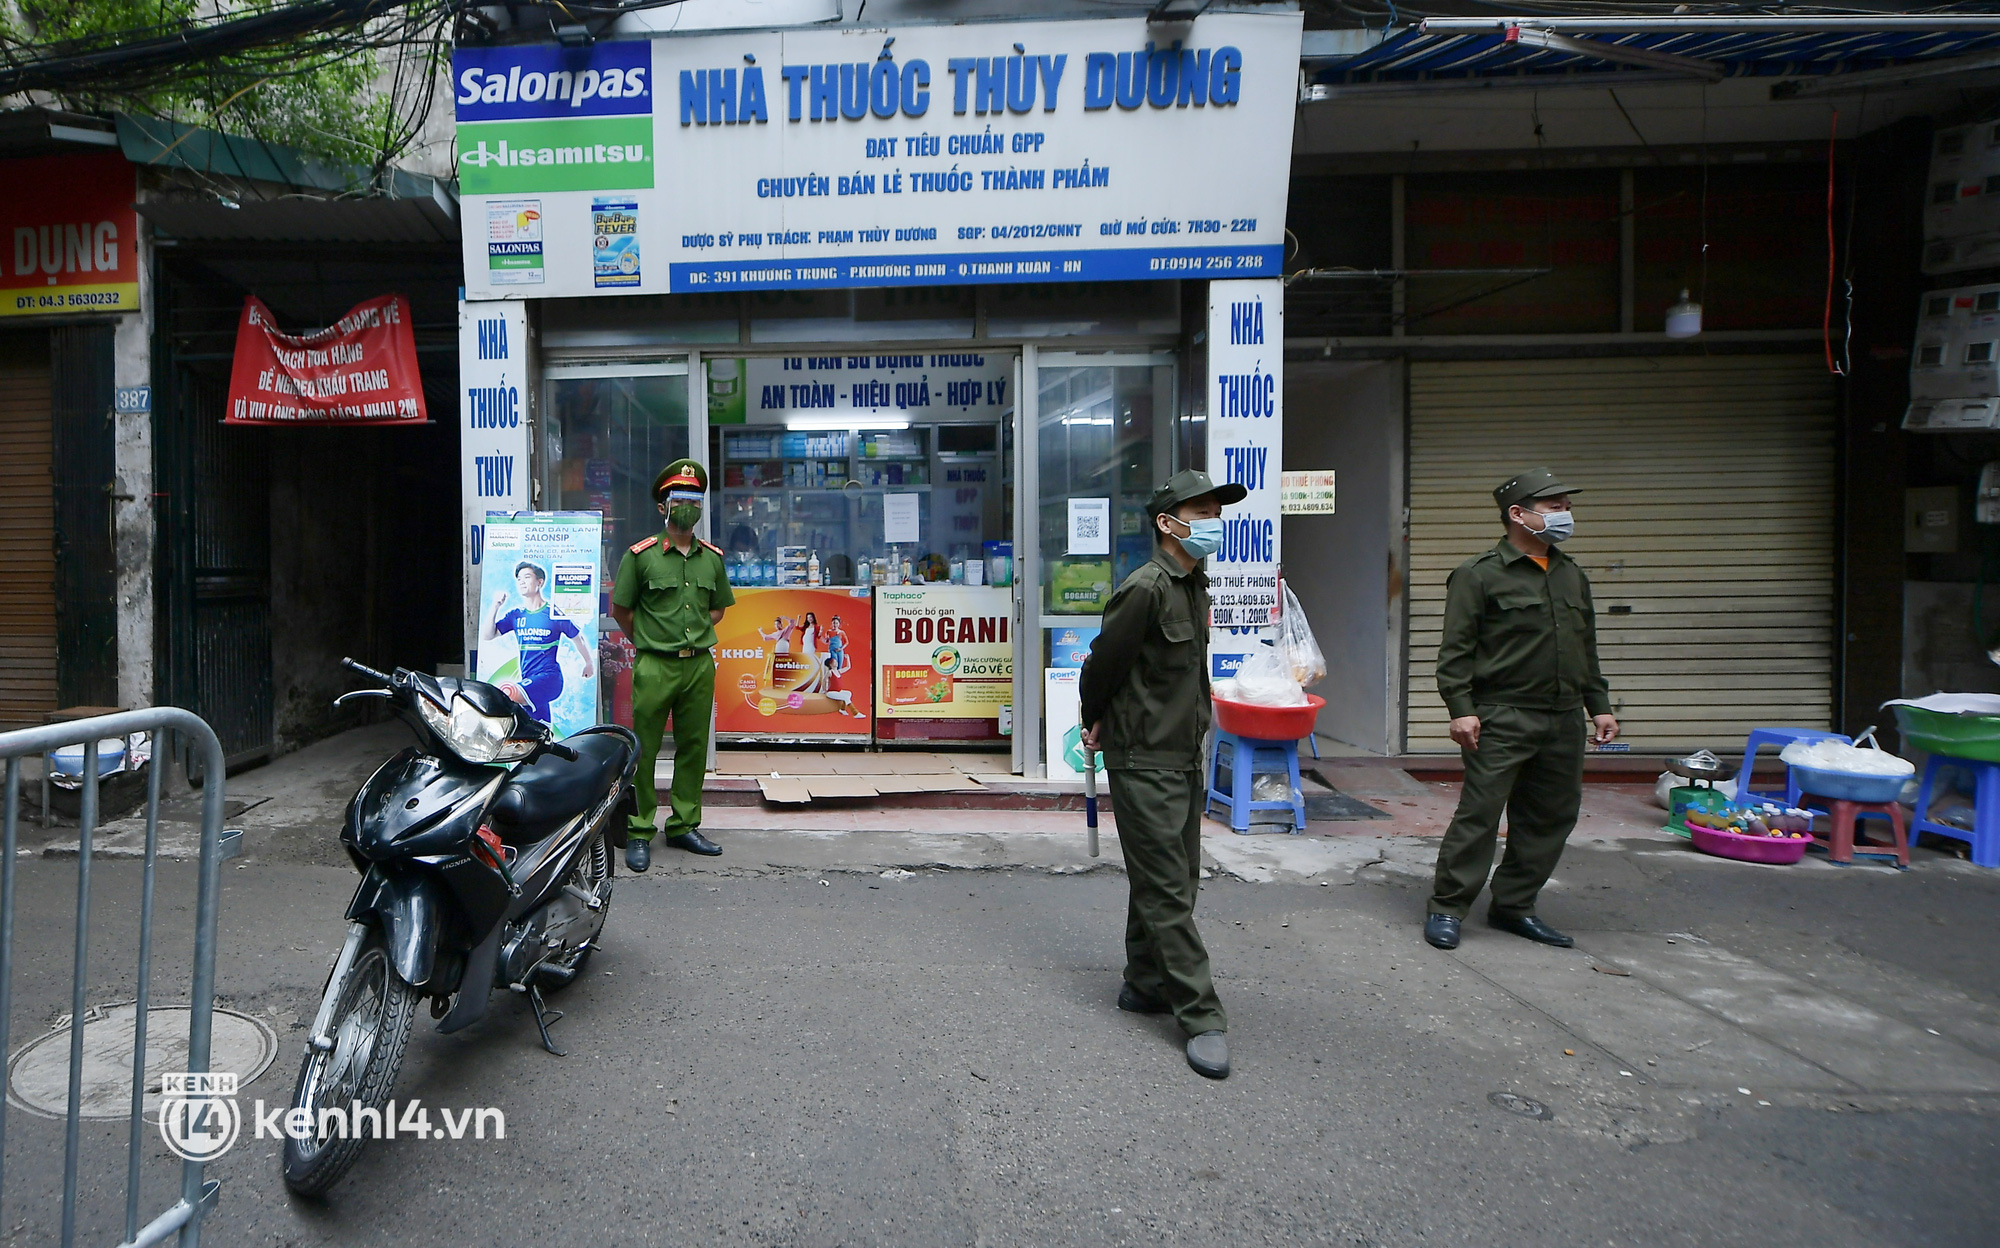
[1488,913,1573,947]
[1117,984,1170,1015]
[663,829,723,856]
[1424,913,1461,950]
[1186,1031,1230,1079]
[624,838,651,873]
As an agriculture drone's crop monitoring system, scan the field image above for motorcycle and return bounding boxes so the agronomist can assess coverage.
[280,658,638,1196]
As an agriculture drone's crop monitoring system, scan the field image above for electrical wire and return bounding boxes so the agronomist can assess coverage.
[1823,108,1847,376]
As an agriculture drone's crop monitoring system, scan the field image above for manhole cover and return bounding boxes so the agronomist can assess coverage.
[1487,1091,1554,1121]
[7,1004,277,1120]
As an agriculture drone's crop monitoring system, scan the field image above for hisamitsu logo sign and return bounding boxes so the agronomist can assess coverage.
[455,42,655,194]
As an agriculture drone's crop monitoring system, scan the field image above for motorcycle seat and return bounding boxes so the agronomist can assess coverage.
[487,732,632,844]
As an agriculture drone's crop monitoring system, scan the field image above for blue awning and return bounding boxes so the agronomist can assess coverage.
[1310,25,2000,86]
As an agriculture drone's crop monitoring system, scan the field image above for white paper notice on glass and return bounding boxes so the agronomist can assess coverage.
[1067,497,1111,555]
[884,492,921,544]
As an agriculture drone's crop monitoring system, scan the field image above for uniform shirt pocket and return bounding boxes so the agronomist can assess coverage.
[1156,614,1197,669]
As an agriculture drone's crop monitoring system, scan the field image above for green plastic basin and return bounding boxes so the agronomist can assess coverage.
[1893,704,2000,763]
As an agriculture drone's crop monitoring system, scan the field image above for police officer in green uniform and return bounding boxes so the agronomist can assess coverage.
[610,459,735,871]
[1425,468,1620,951]
[1079,469,1245,1080]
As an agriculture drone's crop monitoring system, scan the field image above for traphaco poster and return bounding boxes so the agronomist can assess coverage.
[873,586,1013,737]
[715,587,874,739]
[476,512,603,738]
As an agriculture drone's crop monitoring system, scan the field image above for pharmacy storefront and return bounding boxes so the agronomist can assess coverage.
[456,11,1299,774]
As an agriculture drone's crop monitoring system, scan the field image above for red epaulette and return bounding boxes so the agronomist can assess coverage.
[699,539,724,557]
[628,535,659,555]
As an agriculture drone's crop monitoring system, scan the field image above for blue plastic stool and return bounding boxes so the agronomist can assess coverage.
[1206,729,1306,833]
[1733,727,1852,807]
[1911,755,2000,868]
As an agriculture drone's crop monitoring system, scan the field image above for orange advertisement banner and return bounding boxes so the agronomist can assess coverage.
[714,587,873,738]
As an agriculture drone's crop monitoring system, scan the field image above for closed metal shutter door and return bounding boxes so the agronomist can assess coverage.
[1407,355,1837,753]
[0,336,54,728]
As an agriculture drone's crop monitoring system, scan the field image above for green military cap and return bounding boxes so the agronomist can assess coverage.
[1147,468,1248,517]
[652,458,708,500]
[1493,467,1580,511]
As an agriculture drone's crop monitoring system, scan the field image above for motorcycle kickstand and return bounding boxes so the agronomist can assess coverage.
[527,982,566,1057]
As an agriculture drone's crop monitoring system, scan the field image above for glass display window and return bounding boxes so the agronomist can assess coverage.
[706,354,1015,589]
[543,362,690,589]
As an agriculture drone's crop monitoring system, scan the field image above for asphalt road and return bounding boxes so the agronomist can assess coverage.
[1,833,1996,1247]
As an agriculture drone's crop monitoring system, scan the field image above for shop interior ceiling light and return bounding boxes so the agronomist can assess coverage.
[784,414,911,431]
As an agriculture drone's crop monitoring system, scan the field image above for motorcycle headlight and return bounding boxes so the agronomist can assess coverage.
[419,694,538,765]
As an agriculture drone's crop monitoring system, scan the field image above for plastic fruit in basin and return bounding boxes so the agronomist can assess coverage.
[1689,823,1809,865]
[1212,693,1325,740]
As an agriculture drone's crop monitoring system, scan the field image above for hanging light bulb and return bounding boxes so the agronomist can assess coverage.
[1665,288,1703,338]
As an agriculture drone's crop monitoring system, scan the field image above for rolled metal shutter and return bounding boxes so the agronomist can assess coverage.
[0,335,55,728]
[1407,355,1837,753]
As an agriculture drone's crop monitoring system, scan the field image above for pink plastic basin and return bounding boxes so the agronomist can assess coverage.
[1212,693,1325,741]
[1689,823,1810,865]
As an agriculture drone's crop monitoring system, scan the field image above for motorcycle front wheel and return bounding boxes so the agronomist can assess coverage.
[280,926,421,1196]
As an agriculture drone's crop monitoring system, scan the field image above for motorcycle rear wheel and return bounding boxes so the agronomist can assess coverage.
[280,927,421,1196]
[541,828,614,994]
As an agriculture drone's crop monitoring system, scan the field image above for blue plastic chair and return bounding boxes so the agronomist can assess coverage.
[1206,729,1306,833]
[1733,727,1852,807]
[1910,755,2000,868]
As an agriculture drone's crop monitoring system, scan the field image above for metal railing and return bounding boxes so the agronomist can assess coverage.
[0,709,231,1247]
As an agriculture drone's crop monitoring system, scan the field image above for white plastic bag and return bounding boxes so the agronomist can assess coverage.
[1273,584,1325,687]
[1231,646,1308,706]
[1777,738,1915,777]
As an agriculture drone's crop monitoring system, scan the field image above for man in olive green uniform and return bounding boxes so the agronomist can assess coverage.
[1079,469,1245,1080]
[1425,468,1620,951]
[610,459,735,871]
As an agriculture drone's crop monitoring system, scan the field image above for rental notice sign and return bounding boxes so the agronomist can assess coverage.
[0,151,138,318]
[225,294,427,426]
[453,12,1300,297]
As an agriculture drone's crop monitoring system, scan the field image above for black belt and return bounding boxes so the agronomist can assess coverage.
[648,647,708,659]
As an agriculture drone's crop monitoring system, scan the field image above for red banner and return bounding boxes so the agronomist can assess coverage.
[225,293,426,426]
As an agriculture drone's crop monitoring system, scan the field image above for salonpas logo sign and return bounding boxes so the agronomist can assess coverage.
[454,42,654,194]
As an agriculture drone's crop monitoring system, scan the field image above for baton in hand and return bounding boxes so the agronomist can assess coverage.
[1083,747,1100,858]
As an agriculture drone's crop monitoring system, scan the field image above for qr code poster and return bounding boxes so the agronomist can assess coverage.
[1066,497,1110,556]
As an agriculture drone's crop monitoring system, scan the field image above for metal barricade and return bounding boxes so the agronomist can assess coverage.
[0,709,231,1247]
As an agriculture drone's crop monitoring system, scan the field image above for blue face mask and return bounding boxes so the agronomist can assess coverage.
[1169,516,1225,559]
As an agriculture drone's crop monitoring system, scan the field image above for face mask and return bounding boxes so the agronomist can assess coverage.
[1527,509,1574,543]
[1169,516,1225,559]
[668,504,702,530]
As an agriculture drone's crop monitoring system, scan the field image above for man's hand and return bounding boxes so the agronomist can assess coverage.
[1449,715,1482,751]
[1080,720,1104,752]
[1592,713,1621,745]
[490,591,509,611]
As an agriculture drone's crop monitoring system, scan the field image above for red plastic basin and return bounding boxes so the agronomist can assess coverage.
[1689,823,1809,865]
[1212,693,1325,741]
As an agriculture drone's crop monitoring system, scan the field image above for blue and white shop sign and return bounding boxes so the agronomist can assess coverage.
[455,12,1301,298]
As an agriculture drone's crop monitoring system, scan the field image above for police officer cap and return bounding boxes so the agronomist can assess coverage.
[652,458,708,500]
[1147,468,1248,517]
[1493,467,1580,511]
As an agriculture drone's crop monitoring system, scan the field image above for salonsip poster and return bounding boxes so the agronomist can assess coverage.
[477,512,603,738]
